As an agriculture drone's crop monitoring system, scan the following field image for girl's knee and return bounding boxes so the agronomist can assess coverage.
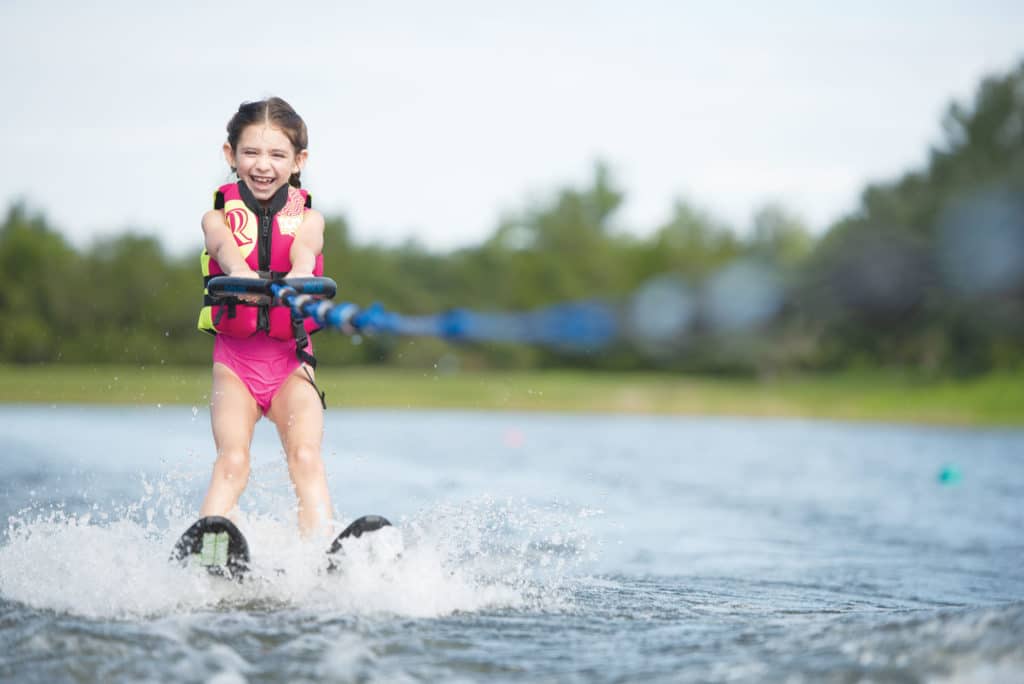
[215,448,251,481]
[287,445,324,479]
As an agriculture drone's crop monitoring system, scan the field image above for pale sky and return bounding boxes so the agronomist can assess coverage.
[1,1,1022,255]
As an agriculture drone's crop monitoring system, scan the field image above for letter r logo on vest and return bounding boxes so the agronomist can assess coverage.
[224,199,257,258]
[226,208,251,243]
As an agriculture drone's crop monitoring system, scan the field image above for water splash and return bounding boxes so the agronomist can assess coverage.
[0,483,596,620]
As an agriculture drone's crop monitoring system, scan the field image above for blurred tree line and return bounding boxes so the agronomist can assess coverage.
[2,61,1022,376]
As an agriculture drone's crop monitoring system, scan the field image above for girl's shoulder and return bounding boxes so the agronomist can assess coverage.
[302,207,325,232]
[202,208,225,229]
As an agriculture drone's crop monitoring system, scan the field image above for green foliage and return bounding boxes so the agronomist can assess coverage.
[805,59,1024,374]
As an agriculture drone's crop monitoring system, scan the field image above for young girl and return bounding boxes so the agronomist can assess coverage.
[197,97,333,537]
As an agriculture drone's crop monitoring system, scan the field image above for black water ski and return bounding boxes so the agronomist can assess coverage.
[170,516,251,580]
[326,514,392,572]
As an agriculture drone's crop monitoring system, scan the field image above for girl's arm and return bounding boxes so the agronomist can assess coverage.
[285,209,326,278]
[202,210,258,278]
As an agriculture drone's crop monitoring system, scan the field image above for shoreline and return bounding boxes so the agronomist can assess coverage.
[1,364,1021,427]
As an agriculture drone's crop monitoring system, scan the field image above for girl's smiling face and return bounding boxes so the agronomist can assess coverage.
[223,124,307,203]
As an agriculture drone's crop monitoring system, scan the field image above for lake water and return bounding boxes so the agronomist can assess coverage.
[1,405,1022,683]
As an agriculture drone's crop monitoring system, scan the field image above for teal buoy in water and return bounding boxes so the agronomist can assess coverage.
[937,464,962,485]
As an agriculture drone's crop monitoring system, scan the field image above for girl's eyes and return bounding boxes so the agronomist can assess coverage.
[242,150,288,159]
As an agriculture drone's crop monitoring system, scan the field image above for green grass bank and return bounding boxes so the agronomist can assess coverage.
[1,364,1021,426]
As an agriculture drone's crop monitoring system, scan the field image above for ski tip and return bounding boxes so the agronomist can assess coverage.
[326,514,392,557]
[170,515,251,581]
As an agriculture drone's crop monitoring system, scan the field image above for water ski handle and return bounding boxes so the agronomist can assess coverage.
[209,277,616,351]
[207,276,337,302]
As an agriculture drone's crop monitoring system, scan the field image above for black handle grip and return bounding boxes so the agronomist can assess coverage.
[207,276,337,300]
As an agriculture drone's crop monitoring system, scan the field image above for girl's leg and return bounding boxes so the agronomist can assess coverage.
[267,366,333,537]
[200,363,260,518]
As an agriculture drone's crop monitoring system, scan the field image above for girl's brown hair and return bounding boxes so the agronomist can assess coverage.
[226,97,308,188]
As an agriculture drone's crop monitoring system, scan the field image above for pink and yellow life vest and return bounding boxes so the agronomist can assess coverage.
[197,181,324,341]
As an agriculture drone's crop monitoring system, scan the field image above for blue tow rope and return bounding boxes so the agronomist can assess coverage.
[207,276,617,351]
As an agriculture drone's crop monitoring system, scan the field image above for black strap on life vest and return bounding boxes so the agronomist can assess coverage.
[285,279,323,406]
[212,299,238,325]
[237,182,289,333]
[292,314,326,408]
[291,315,317,369]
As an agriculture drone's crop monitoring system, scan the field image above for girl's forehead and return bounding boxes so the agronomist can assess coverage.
[237,124,292,148]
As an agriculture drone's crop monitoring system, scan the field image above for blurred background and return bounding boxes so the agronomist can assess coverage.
[1,1,1022,385]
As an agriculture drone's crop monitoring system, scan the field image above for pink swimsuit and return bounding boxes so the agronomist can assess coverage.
[213,332,310,414]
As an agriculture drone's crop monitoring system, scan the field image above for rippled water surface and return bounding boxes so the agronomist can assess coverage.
[1,405,1022,683]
